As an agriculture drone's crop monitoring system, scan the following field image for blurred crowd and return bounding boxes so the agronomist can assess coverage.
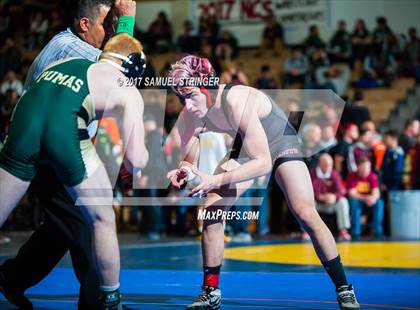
[0,1,419,243]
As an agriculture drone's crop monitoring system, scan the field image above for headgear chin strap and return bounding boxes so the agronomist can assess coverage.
[103,51,146,79]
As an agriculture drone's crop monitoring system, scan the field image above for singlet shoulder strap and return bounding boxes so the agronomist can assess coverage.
[219,84,238,132]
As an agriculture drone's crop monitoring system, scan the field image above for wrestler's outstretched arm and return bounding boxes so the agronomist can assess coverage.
[167,110,201,188]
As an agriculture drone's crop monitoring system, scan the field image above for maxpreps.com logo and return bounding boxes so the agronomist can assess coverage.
[197,209,260,221]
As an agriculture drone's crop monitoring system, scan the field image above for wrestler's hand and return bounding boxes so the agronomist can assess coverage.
[167,168,189,189]
[190,168,222,196]
[114,0,136,17]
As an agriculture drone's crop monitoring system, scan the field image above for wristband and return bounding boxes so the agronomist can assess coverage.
[116,16,135,36]
[180,166,195,181]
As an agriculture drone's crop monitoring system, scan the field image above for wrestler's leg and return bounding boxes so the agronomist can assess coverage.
[0,168,30,227]
[202,159,254,267]
[66,164,119,287]
[274,160,338,261]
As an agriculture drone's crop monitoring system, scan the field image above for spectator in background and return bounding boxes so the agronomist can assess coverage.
[200,42,222,76]
[311,153,352,241]
[331,123,359,180]
[283,48,308,88]
[45,10,64,42]
[372,17,394,51]
[328,20,352,67]
[27,11,49,50]
[0,88,18,134]
[348,157,384,239]
[341,90,371,128]
[177,20,199,54]
[362,120,386,172]
[399,27,420,78]
[360,43,396,87]
[403,133,420,189]
[220,61,249,85]
[139,113,167,240]
[198,15,220,47]
[348,129,374,173]
[0,36,22,78]
[256,14,283,57]
[0,70,23,96]
[320,125,337,153]
[399,119,420,153]
[304,25,325,55]
[148,11,172,52]
[381,130,405,191]
[215,29,239,61]
[314,63,350,96]
[302,122,323,168]
[255,64,277,89]
[351,19,371,61]
[0,6,10,40]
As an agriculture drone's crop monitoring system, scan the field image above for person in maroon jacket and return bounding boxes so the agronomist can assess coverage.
[347,157,384,239]
[311,153,352,241]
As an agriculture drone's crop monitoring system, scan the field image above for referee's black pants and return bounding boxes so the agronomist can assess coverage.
[1,165,100,309]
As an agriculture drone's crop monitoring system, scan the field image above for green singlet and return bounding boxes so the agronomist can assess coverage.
[0,58,101,186]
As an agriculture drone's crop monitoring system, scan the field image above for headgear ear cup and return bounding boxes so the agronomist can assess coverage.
[106,51,147,79]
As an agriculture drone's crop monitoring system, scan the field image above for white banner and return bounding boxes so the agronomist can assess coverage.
[191,0,328,46]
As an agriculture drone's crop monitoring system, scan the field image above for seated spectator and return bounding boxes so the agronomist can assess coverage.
[309,44,330,70]
[0,70,23,96]
[341,90,371,128]
[311,153,352,241]
[331,123,359,180]
[381,130,405,191]
[220,61,249,85]
[399,27,420,79]
[0,36,22,77]
[304,25,325,55]
[177,20,199,54]
[198,15,220,47]
[328,20,352,67]
[351,19,371,61]
[372,16,394,51]
[256,14,283,57]
[0,6,11,39]
[362,120,386,171]
[302,122,322,168]
[200,42,222,76]
[347,157,384,238]
[255,64,277,89]
[314,64,350,96]
[403,133,420,189]
[319,125,337,152]
[282,48,308,88]
[136,113,167,240]
[215,29,239,61]
[399,119,420,153]
[359,43,396,88]
[27,11,49,50]
[0,88,19,136]
[148,11,172,52]
[348,129,374,173]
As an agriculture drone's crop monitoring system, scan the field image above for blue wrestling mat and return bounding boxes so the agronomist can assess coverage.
[1,239,419,309]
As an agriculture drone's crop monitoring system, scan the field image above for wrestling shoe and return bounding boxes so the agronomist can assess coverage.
[0,269,33,309]
[337,284,360,309]
[100,289,122,310]
[186,285,221,310]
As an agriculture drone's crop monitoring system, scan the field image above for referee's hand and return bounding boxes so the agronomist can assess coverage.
[114,0,136,17]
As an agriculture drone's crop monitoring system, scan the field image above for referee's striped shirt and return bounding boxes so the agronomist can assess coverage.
[24,27,101,89]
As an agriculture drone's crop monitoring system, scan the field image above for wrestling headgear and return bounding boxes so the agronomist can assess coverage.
[104,51,147,79]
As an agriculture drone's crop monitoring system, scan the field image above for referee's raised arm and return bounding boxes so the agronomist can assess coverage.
[24,0,137,90]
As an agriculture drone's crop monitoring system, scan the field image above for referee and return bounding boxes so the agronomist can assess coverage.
[0,1,136,309]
